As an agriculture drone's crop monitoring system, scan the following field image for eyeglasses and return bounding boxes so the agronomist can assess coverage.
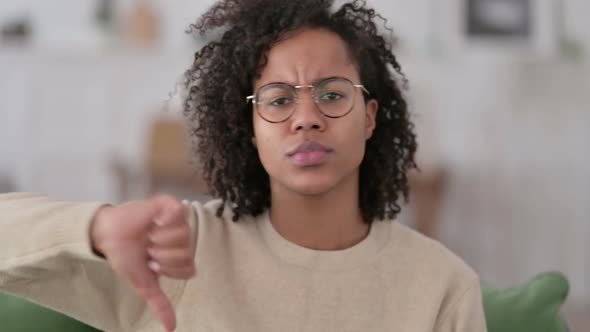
[246,77,369,123]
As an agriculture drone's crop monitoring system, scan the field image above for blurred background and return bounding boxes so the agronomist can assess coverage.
[0,0,588,329]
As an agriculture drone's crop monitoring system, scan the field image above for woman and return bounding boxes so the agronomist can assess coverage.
[0,0,487,331]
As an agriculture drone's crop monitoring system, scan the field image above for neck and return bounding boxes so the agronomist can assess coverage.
[269,172,369,250]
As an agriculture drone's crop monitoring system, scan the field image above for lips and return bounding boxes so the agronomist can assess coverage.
[287,141,333,167]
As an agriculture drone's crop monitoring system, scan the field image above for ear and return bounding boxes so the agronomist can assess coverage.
[364,99,378,140]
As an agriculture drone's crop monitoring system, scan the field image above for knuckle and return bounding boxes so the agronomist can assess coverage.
[153,193,173,203]
[153,194,182,210]
[147,247,159,259]
[180,253,193,266]
[168,200,185,214]
[166,264,195,279]
[180,229,191,244]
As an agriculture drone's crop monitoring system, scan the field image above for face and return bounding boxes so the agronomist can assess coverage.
[252,28,378,196]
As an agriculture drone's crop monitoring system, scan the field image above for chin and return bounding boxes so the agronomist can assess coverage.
[292,184,334,196]
[282,173,343,196]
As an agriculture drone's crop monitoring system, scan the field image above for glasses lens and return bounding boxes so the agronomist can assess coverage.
[314,79,355,117]
[256,84,296,122]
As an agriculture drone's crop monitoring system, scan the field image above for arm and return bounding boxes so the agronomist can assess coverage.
[0,192,144,331]
[0,192,195,332]
[435,278,488,332]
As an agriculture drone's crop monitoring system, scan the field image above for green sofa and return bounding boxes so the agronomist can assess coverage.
[482,271,570,332]
[0,292,100,332]
[0,272,571,332]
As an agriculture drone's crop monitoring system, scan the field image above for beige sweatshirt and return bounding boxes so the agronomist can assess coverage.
[0,192,487,332]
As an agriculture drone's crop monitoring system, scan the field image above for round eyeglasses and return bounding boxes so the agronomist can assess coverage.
[246,77,370,123]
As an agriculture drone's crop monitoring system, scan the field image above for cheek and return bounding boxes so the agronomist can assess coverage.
[347,135,367,168]
[338,112,368,156]
[253,120,283,169]
[338,123,369,174]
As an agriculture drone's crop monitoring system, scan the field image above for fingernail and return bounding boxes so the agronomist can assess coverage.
[153,217,166,226]
[154,207,176,226]
[148,260,161,272]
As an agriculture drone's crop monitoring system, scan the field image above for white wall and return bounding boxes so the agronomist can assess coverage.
[0,50,191,200]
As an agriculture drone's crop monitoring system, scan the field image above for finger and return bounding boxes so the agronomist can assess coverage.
[149,223,191,248]
[148,259,196,279]
[147,247,194,269]
[152,196,187,227]
[111,247,177,332]
[133,275,177,332]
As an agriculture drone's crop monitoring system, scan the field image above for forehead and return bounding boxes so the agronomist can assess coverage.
[255,28,360,88]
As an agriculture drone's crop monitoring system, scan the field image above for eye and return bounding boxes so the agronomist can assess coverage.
[269,97,293,106]
[319,92,343,101]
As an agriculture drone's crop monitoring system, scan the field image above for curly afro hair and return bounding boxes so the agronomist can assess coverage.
[183,0,417,222]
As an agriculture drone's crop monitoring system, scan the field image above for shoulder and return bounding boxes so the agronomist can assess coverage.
[376,221,481,313]
[379,222,483,324]
[186,198,263,244]
[385,221,478,283]
[188,198,260,224]
[188,198,227,223]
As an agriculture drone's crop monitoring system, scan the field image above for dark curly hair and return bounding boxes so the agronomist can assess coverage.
[183,0,417,223]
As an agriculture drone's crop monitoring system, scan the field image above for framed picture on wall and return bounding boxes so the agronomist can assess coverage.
[430,0,558,58]
[466,0,531,39]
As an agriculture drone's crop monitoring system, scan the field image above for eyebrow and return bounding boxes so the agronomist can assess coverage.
[258,76,348,88]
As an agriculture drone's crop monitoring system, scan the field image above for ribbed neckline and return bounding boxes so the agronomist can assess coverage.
[256,210,391,271]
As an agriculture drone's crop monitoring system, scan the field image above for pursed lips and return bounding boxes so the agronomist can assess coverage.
[286,141,333,166]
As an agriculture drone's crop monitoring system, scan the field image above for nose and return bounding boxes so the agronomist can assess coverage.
[289,89,327,132]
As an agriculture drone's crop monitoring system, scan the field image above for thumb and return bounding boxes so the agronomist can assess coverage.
[129,263,177,331]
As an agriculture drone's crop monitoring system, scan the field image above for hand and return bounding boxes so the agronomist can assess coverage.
[90,194,195,332]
